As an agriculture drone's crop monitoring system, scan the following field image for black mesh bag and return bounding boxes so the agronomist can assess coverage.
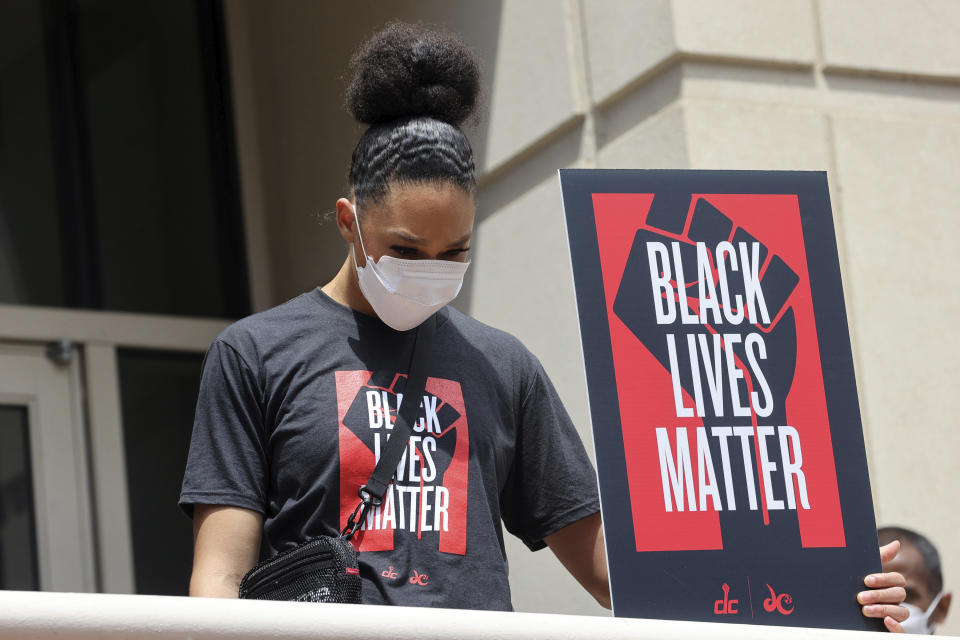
[238,535,362,603]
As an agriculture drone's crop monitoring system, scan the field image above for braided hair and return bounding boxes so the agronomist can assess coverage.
[345,22,480,209]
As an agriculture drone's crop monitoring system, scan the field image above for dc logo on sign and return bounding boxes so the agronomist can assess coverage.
[713,583,739,615]
[764,584,794,615]
[713,580,795,617]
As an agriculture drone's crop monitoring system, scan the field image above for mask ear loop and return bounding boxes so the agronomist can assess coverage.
[351,204,371,269]
[925,591,945,623]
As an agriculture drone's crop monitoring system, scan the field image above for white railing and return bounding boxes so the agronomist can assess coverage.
[0,590,938,640]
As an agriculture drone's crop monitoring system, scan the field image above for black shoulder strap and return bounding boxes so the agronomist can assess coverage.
[341,314,435,538]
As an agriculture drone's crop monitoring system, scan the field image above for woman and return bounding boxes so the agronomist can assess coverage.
[181,22,908,629]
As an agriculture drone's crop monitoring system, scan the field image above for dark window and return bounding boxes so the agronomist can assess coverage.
[116,347,203,595]
[0,404,39,591]
[0,1,63,308]
[0,0,249,318]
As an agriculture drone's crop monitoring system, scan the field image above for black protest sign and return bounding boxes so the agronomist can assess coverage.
[560,169,880,630]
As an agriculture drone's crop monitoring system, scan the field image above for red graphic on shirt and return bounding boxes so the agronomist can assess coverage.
[409,570,430,586]
[381,566,399,579]
[592,193,844,552]
[335,370,468,555]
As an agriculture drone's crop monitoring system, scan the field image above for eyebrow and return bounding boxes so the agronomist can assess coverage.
[390,230,472,247]
[448,232,472,247]
[390,230,425,244]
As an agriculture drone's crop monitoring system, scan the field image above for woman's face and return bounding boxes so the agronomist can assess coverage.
[343,182,475,266]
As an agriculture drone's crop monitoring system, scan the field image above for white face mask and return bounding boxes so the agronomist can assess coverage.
[351,205,470,331]
[901,592,943,634]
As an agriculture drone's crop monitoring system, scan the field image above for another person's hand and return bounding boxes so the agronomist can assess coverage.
[858,540,909,632]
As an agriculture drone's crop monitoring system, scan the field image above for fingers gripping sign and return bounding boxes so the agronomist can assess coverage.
[858,541,909,632]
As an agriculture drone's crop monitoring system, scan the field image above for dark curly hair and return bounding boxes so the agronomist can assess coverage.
[345,22,480,208]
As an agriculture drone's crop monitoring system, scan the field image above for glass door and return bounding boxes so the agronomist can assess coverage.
[0,404,37,589]
[0,342,95,591]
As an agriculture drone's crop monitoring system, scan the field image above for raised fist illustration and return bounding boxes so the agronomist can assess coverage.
[612,194,803,546]
[342,370,460,487]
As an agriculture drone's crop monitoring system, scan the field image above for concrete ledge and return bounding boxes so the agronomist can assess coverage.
[0,590,924,640]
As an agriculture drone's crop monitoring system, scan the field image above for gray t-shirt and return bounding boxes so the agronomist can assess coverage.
[179,287,600,610]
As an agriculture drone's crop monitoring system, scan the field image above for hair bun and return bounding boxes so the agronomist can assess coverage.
[346,22,480,127]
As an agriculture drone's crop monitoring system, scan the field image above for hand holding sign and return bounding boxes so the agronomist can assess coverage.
[860,540,909,633]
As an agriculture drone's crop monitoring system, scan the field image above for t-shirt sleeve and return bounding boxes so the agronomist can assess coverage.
[179,338,269,517]
[500,361,601,551]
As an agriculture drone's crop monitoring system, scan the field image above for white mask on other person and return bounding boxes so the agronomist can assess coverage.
[351,205,470,331]
[901,592,943,634]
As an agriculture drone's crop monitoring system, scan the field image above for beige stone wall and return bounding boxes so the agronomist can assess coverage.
[227,1,960,630]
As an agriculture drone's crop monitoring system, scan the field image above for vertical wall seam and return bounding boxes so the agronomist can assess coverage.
[670,2,692,168]
[566,0,597,168]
